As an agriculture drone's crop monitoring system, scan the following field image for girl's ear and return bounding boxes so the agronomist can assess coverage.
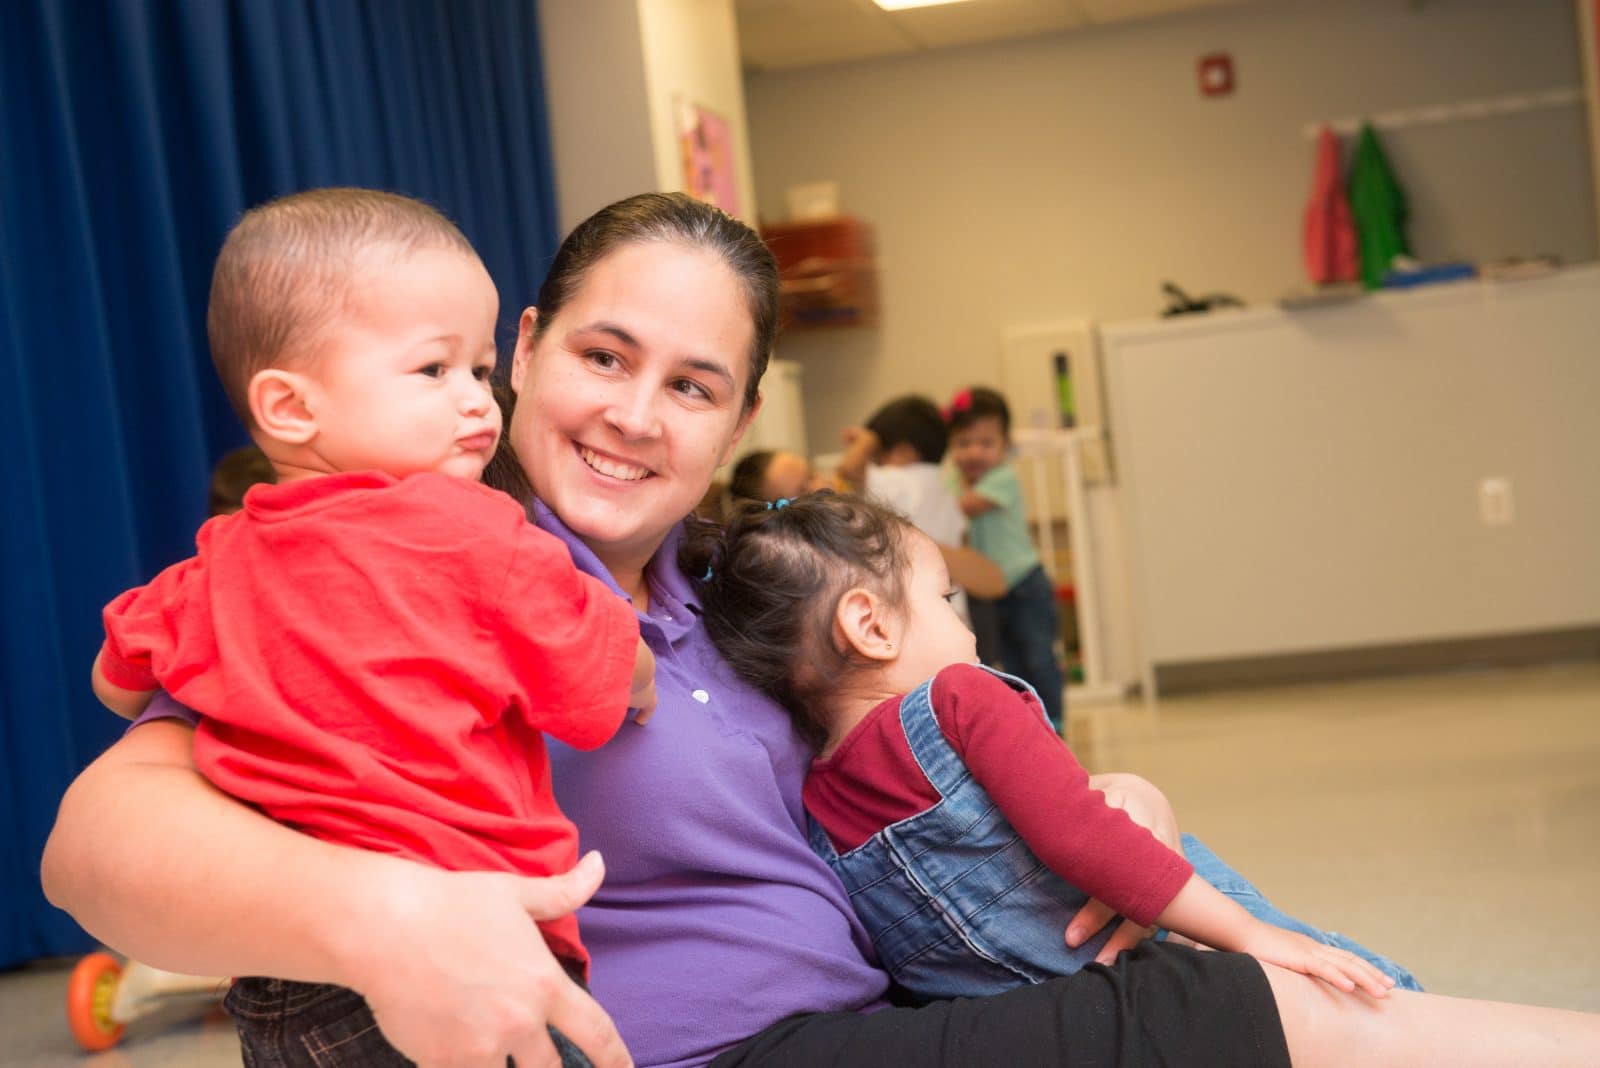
[249,369,318,445]
[834,586,901,662]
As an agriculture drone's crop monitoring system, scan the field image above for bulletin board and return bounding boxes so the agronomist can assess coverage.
[1583,0,1600,242]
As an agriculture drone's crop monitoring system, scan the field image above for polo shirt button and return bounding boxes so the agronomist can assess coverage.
[692,689,710,704]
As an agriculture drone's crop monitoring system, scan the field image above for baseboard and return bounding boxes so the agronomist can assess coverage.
[1152,625,1600,695]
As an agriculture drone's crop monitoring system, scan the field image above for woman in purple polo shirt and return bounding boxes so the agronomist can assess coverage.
[43,193,1600,1068]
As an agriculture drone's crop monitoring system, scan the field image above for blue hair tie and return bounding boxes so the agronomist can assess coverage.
[700,566,714,582]
[767,497,791,510]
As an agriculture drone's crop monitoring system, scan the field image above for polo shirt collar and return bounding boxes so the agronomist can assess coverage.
[528,499,702,637]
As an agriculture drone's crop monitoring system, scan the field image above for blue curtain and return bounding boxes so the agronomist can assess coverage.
[0,0,560,968]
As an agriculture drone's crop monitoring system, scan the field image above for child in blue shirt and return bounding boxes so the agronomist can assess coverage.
[947,387,1066,729]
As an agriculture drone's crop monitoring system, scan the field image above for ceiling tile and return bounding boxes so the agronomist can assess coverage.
[891,0,1088,50]
[735,0,1277,72]
[738,0,916,71]
[1075,0,1262,25]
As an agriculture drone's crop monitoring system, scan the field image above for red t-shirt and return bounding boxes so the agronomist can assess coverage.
[99,471,640,968]
[803,663,1193,927]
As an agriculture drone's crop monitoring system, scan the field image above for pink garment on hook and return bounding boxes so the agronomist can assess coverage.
[1302,125,1359,284]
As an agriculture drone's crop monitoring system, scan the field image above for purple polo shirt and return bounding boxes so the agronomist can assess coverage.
[133,501,889,1068]
[536,502,887,1067]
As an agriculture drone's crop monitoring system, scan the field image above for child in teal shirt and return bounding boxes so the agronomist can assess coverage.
[947,387,1066,729]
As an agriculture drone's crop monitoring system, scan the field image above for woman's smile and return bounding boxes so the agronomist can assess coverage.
[577,443,654,482]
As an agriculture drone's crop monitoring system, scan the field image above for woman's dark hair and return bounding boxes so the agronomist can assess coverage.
[866,395,948,464]
[483,192,779,502]
[482,381,533,501]
[208,445,276,516]
[946,386,1011,437]
[681,493,913,750]
[533,192,778,413]
[728,450,775,503]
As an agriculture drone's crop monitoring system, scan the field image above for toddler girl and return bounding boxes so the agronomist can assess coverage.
[688,492,1420,1002]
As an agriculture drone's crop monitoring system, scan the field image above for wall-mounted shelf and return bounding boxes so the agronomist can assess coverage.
[760,216,878,330]
[1302,86,1581,139]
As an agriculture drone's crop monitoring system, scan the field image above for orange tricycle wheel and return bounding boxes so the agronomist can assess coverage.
[67,951,127,1051]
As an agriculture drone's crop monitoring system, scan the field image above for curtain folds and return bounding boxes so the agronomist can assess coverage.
[0,0,560,967]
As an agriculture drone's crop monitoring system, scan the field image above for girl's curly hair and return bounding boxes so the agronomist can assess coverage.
[680,492,913,750]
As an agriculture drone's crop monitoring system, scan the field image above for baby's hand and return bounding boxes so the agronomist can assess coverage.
[629,682,658,725]
[629,639,657,725]
[1241,925,1395,998]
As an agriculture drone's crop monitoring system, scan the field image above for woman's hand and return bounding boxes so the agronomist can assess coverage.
[1063,774,1182,963]
[350,851,632,1068]
[42,721,630,1068]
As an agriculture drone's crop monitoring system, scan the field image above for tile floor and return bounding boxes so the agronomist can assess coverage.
[4,660,1597,1065]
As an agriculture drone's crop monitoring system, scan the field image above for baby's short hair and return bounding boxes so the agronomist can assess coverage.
[866,395,948,464]
[206,188,477,427]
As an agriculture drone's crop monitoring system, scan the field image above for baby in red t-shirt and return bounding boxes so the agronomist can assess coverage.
[690,492,1416,1004]
[92,189,654,988]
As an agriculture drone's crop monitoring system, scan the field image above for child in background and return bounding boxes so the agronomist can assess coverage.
[946,386,1065,729]
[689,492,1420,1003]
[728,448,832,505]
[92,189,653,1065]
[836,395,1004,600]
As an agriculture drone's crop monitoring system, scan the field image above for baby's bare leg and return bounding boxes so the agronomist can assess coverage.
[1264,963,1600,1067]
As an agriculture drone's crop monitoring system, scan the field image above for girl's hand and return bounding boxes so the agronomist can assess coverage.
[348,851,632,1068]
[1237,924,1395,999]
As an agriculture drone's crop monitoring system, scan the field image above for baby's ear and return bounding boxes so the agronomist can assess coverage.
[834,586,898,662]
[249,368,317,445]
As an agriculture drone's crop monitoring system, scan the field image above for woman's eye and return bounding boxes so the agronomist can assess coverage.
[418,363,445,379]
[586,350,618,370]
[941,588,960,603]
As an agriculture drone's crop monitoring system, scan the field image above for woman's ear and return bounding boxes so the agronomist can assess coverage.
[719,390,763,467]
[249,369,317,445]
[834,585,901,663]
[510,307,538,393]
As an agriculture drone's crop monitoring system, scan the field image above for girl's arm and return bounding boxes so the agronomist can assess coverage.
[1156,874,1393,997]
[834,427,879,490]
[944,676,1392,997]
[41,720,631,1068]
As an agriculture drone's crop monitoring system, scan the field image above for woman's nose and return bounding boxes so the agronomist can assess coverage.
[604,387,662,440]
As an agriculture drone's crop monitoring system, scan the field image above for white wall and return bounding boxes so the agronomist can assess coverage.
[638,0,759,223]
[537,2,658,234]
[538,0,758,232]
[743,0,1597,455]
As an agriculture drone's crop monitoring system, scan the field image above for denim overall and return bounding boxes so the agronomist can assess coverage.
[807,667,1421,1001]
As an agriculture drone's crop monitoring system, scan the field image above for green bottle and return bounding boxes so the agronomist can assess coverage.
[1054,352,1076,428]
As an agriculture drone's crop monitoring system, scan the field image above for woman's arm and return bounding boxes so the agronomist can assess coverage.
[937,544,1006,599]
[42,721,631,1068]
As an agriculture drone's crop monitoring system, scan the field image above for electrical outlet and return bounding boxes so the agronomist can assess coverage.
[1479,477,1514,526]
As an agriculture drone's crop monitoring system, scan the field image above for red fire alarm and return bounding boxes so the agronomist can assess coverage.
[1198,53,1234,97]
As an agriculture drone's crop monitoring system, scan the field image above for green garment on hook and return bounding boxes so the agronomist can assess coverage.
[1348,123,1410,289]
